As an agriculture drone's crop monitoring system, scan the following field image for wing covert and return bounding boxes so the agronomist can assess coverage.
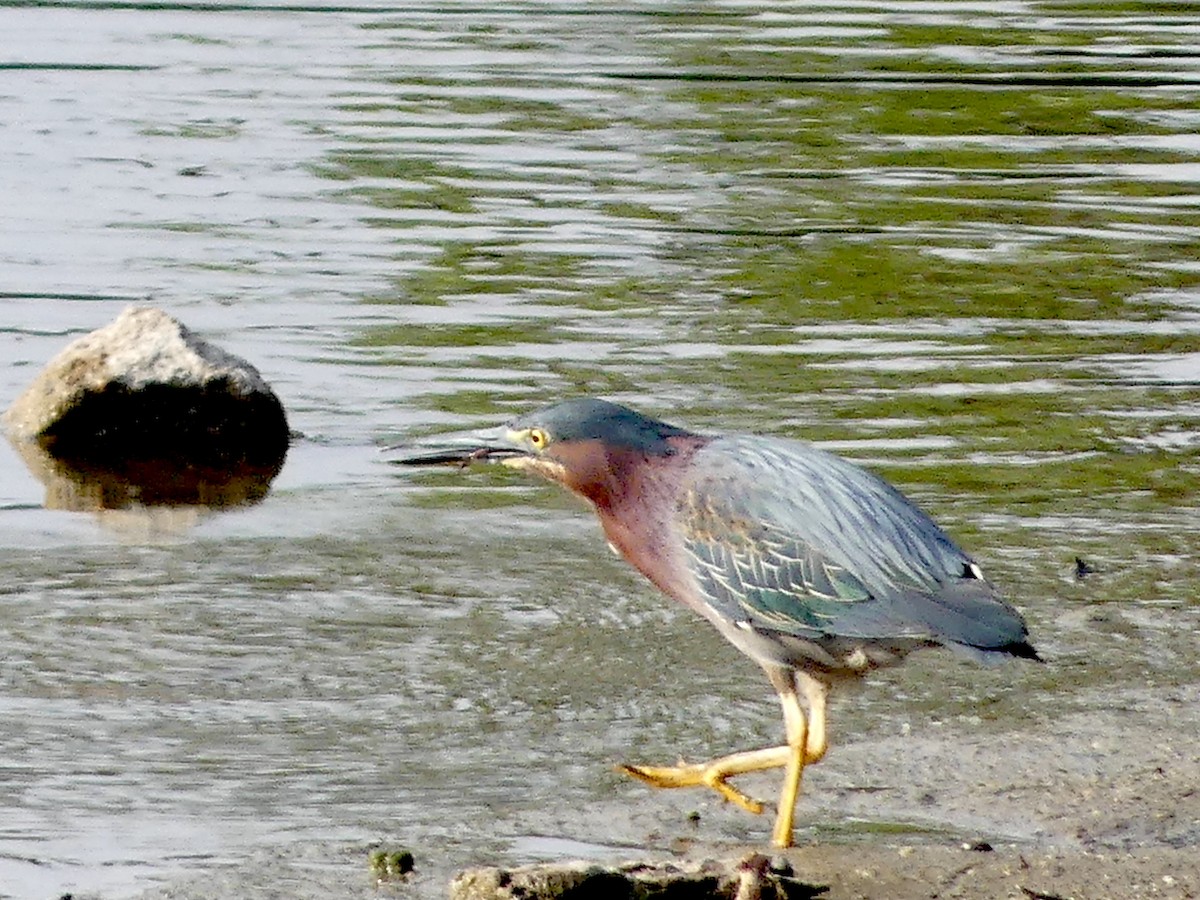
[676,436,989,644]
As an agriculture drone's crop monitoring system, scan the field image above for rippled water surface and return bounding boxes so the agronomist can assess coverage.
[2,2,1200,897]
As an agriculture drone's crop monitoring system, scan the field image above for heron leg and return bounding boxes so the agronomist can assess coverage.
[767,668,830,848]
[767,667,805,848]
[619,669,832,848]
[797,670,829,765]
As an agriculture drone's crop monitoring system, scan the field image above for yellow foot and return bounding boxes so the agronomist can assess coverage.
[618,762,763,813]
[617,745,793,815]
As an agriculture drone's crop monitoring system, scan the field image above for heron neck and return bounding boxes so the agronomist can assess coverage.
[590,435,709,596]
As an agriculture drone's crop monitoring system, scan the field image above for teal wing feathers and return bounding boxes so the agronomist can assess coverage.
[677,436,1028,652]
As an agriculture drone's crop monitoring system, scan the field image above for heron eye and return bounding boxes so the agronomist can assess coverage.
[528,428,549,450]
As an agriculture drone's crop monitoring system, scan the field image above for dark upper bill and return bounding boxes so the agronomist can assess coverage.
[385,426,528,467]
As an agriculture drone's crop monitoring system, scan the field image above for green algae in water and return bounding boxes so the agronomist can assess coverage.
[368,847,415,882]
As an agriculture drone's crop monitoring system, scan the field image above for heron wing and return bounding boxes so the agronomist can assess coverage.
[677,436,1027,651]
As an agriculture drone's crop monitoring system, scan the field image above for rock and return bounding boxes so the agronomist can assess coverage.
[3,306,288,509]
[449,855,827,900]
[4,305,288,459]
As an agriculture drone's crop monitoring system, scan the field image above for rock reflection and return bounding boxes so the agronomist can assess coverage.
[8,434,284,513]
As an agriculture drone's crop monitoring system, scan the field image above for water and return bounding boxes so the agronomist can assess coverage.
[2,2,1200,897]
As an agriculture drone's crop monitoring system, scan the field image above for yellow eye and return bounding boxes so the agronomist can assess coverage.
[527,428,549,450]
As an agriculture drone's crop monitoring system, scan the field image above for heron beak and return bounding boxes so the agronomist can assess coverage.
[385,426,530,468]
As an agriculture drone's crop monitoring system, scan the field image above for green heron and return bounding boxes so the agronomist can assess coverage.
[391,398,1038,848]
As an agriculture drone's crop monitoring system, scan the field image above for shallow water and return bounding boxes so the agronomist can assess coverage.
[2,2,1200,897]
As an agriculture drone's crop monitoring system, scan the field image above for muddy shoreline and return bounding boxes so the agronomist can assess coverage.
[134,685,1200,899]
